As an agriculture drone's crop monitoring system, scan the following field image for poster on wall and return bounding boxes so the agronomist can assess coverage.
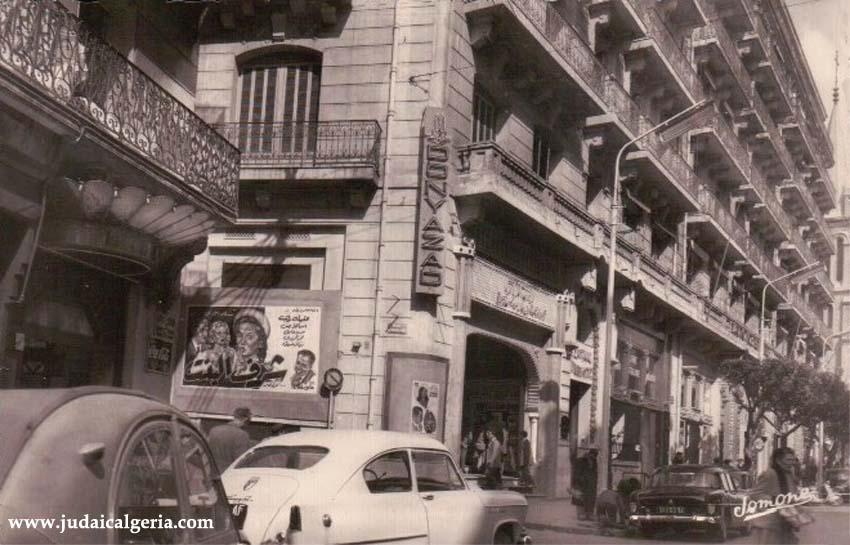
[145,309,177,375]
[411,380,440,436]
[182,305,321,393]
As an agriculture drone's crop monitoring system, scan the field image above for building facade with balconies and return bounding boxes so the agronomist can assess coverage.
[0,1,239,393]
[167,0,834,496]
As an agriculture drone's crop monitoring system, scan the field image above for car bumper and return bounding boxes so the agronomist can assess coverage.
[629,514,719,525]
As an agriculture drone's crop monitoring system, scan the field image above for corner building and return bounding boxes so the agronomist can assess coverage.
[0,2,239,394]
[172,0,834,497]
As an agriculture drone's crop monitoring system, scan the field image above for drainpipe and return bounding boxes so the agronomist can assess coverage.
[366,0,403,429]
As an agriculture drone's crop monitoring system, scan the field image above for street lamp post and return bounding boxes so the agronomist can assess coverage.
[757,262,825,362]
[598,99,713,491]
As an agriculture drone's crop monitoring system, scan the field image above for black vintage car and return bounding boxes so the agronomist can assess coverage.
[628,465,751,542]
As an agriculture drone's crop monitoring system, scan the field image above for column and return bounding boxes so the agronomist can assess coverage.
[444,241,475,460]
[526,411,539,456]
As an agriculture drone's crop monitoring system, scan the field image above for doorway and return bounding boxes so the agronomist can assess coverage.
[461,334,530,474]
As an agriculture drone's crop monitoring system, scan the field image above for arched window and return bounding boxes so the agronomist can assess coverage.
[237,49,322,156]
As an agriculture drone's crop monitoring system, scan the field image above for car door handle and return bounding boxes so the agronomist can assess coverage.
[422,494,435,501]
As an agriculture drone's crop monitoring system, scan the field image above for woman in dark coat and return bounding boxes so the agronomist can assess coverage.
[750,447,801,544]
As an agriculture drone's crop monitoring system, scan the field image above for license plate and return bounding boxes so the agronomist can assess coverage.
[657,506,685,514]
[231,503,248,529]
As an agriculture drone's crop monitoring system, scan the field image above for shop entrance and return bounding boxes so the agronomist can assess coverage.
[461,334,531,474]
[18,253,129,388]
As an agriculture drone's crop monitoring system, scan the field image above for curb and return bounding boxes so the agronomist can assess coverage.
[524,522,631,538]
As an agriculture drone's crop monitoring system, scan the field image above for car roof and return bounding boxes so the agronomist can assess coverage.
[233,429,449,484]
[0,386,173,485]
[254,429,446,454]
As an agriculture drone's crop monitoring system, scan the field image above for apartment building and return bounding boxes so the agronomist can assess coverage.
[0,1,239,391]
[161,0,835,496]
[1,0,834,498]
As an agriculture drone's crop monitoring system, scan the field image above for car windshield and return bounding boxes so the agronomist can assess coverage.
[651,469,721,488]
[234,446,328,470]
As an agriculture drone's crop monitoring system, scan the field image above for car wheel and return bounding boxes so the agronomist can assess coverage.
[711,513,728,543]
[493,529,513,544]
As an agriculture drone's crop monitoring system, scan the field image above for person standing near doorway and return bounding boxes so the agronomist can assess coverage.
[484,428,503,489]
[207,407,252,471]
[518,431,534,487]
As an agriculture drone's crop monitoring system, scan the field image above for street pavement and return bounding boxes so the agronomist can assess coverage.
[525,502,850,545]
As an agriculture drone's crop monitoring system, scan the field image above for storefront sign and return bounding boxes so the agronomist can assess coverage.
[411,380,440,436]
[182,305,321,393]
[414,108,452,295]
[471,259,557,329]
[571,345,595,381]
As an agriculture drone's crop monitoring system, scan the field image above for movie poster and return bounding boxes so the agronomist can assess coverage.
[182,305,321,393]
[411,380,440,436]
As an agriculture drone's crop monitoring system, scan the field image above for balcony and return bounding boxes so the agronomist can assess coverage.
[460,0,830,339]
[457,141,784,352]
[0,0,239,220]
[734,0,835,208]
[214,121,382,182]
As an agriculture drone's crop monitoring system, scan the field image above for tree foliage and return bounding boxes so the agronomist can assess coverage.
[718,358,849,457]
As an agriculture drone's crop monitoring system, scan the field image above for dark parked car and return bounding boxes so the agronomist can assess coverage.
[0,387,242,544]
[728,470,753,492]
[825,468,850,503]
[628,465,751,542]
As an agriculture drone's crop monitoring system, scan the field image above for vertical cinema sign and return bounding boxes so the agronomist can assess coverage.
[415,108,452,295]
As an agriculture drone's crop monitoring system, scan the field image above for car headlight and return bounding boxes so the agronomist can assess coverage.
[629,502,637,513]
[706,503,716,515]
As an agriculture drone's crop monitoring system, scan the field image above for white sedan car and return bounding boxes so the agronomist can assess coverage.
[221,430,530,545]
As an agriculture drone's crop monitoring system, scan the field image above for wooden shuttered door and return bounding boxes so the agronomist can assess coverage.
[238,62,321,159]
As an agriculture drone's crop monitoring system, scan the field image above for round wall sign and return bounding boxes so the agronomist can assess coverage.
[323,368,344,393]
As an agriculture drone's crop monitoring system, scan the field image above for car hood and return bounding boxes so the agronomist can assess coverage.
[476,489,529,511]
[635,486,720,501]
[222,469,300,544]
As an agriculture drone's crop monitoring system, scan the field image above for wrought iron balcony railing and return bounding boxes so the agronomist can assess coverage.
[0,0,239,218]
[214,121,382,170]
[465,0,830,338]
[629,0,703,101]
[738,0,833,186]
[459,141,767,352]
[694,8,832,258]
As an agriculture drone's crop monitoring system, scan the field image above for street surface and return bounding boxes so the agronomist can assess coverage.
[527,505,850,545]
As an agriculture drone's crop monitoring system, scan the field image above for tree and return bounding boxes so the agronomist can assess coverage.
[718,358,817,461]
[811,372,850,468]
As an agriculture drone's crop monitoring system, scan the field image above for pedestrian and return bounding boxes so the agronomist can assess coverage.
[460,430,475,472]
[207,407,252,472]
[474,430,487,472]
[574,449,598,520]
[484,428,503,489]
[750,447,805,544]
[518,431,534,487]
[672,450,685,464]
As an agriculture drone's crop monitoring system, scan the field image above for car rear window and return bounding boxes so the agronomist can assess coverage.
[234,446,328,470]
[651,470,721,488]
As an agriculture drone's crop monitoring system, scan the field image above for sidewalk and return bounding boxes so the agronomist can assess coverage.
[524,497,629,537]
